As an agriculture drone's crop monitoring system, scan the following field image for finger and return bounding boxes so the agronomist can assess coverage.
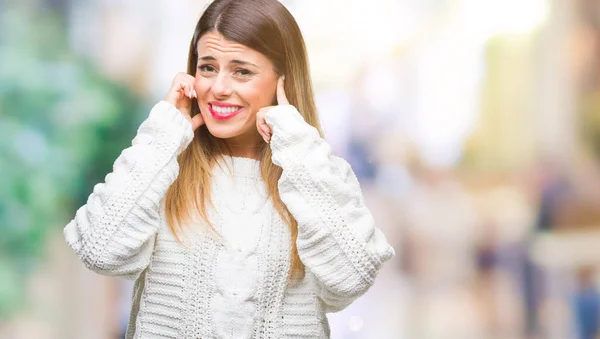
[178,82,190,99]
[260,124,271,138]
[259,131,268,143]
[256,108,272,142]
[262,125,272,141]
[188,81,196,99]
[186,83,194,99]
[177,72,195,85]
[257,126,267,143]
[191,113,204,131]
[276,76,289,105]
[256,119,266,136]
[257,121,270,142]
[180,80,194,99]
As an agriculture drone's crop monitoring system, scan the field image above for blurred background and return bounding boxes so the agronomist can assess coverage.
[2,0,600,338]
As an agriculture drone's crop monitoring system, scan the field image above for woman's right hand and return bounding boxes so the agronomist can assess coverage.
[165,72,204,132]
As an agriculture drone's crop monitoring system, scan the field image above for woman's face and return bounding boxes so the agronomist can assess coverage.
[194,32,279,146]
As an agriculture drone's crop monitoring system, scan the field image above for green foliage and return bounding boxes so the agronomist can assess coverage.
[580,91,600,160]
[0,3,145,319]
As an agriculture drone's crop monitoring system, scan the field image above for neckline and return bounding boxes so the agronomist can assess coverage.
[216,155,261,178]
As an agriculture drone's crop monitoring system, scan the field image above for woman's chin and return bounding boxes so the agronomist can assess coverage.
[204,123,244,139]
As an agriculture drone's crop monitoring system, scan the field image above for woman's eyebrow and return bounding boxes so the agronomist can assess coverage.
[199,55,216,62]
[198,55,259,68]
[230,59,259,68]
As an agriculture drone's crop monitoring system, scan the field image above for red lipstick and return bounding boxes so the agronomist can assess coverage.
[208,101,243,120]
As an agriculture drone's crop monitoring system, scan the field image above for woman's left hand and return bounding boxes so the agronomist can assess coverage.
[256,76,288,143]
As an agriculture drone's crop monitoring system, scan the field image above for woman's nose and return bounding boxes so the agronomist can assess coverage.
[211,73,233,98]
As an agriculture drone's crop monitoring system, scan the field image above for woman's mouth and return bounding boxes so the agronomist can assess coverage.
[208,103,243,120]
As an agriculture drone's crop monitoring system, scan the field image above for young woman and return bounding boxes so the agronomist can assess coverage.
[64,0,394,337]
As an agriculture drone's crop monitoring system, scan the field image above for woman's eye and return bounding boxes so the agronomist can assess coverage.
[198,65,216,73]
[234,68,253,77]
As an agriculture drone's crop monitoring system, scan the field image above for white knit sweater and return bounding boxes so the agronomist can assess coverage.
[64,101,395,338]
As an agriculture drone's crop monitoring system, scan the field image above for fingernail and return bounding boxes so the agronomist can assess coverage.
[192,89,197,98]
[188,90,193,98]
[281,75,285,81]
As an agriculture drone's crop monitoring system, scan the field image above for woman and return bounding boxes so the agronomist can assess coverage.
[64,0,394,337]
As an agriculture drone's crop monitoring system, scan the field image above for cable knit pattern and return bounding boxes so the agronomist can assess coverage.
[265,104,396,312]
[64,101,394,338]
[64,100,193,280]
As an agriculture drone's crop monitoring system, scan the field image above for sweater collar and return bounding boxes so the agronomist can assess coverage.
[216,155,261,179]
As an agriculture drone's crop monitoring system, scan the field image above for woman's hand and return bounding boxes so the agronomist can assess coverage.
[165,72,205,132]
[256,76,288,143]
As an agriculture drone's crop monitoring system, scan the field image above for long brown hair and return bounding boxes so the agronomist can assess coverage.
[165,0,323,278]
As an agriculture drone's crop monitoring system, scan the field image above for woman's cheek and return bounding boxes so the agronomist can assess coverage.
[239,81,271,108]
[194,77,207,94]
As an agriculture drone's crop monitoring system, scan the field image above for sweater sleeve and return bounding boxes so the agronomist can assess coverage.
[63,101,193,280]
[265,105,395,312]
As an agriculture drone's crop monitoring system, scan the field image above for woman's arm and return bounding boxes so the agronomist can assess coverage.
[265,105,395,312]
[63,101,193,280]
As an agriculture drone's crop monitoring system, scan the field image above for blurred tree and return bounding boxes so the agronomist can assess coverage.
[575,0,600,161]
[0,2,144,319]
[581,92,600,160]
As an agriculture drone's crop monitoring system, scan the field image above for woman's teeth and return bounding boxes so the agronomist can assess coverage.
[212,105,240,114]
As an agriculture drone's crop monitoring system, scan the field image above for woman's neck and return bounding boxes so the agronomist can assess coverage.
[224,133,263,159]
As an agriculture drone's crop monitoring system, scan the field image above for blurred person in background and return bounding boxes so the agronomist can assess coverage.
[572,266,600,339]
[403,162,482,338]
[525,158,571,338]
[61,0,394,338]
